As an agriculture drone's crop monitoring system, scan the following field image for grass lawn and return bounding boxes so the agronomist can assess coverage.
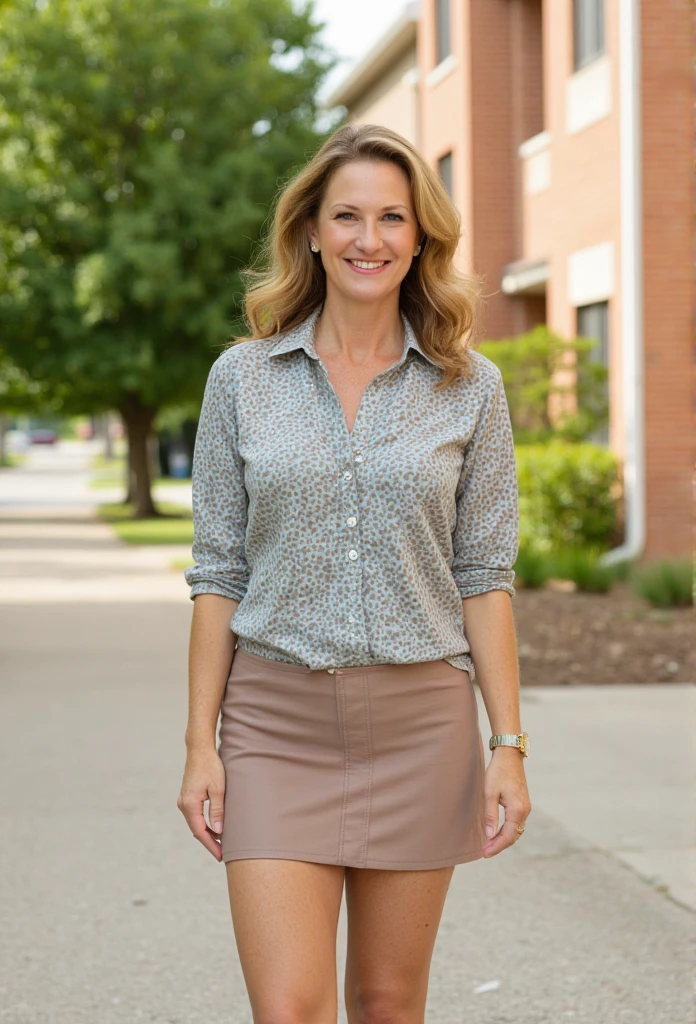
[1,453,29,469]
[171,556,195,571]
[153,476,192,488]
[97,501,193,545]
[89,456,191,491]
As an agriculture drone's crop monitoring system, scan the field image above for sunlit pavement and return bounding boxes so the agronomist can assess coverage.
[0,440,191,603]
[0,442,693,1024]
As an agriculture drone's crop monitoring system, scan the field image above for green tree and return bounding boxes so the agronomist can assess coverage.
[0,0,336,514]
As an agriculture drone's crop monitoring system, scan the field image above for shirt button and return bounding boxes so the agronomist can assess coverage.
[348,549,358,560]
[343,471,352,481]
[354,454,363,463]
[346,516,357,527]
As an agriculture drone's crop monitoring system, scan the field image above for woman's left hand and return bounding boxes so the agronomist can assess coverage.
[481,748,532,858]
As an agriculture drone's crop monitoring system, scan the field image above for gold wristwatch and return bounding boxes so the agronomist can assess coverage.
[489,732,530,757]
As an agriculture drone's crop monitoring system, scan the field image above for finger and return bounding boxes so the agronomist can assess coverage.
[191,816,224,861]
[207,791,225,837]
[482,819,523,857]
[179,796,223,861]
[483,800,501,840]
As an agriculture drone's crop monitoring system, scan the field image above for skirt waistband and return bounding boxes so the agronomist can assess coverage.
[232,645,463,678]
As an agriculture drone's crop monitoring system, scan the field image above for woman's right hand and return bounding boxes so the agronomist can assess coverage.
[177,745,226,861]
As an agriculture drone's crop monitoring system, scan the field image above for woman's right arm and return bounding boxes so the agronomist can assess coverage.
[185,594,239,752]
[178,594,239,861]
[178,351,250,860]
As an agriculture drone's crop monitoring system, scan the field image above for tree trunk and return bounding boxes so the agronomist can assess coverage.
[103,412,114,461]
[119,394,158,518]
[120,411,134,503]
[0,414,7,466]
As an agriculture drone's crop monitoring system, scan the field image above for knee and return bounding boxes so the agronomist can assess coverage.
[253,999,334,1024]
[353,987,419,1024]
[254,1013,320,1024]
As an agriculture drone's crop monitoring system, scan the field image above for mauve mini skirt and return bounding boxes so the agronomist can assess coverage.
[217,647,488,870]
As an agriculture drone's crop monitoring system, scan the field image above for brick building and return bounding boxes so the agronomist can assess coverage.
[324,0,693,563]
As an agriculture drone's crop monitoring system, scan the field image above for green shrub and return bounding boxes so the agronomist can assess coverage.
[630,560,693,608]
[516,441,620,554]
[513,547,556,588]
[477,325,609,444]
[601,556,634,582]
[549,546,614,593]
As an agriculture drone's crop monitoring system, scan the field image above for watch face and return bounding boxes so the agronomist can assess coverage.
[521,733,530,755]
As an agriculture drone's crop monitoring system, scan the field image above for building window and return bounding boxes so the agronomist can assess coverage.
[573,0,605,71]
[437,151,453,199]
[435,0,451,66]
[577,301,609,444]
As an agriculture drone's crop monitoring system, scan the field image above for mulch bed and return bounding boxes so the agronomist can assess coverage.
[512,580,694,685]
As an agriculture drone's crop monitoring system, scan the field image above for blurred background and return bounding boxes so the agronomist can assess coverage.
[0,2,693,1022]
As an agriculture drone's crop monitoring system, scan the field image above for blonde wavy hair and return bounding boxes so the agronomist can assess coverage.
[232,123,483,388]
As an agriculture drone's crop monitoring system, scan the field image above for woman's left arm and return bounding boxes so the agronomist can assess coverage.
[462,590,532,858]
[450,362,531,858]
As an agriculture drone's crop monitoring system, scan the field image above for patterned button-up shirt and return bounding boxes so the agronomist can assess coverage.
[184,303,519,681]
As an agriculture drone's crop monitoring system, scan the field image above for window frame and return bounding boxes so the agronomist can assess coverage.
[435,0,451,67]
[576,300,610,445]
[572,0,605,72]
[437,151,454,200]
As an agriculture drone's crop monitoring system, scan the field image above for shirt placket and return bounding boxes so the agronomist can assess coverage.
[313,355,405,671]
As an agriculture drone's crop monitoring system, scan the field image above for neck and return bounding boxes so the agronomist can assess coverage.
[314,291,404,364]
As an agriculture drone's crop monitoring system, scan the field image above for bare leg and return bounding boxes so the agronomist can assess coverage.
[343,865,455,1024]
[225,858,346,1024]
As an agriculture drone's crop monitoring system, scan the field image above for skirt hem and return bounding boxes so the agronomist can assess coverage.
[221,846,486,870]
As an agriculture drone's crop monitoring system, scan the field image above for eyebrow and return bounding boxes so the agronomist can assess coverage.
[329,203,410,212]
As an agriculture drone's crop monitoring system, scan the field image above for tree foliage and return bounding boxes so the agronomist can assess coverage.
[0,0,337,512]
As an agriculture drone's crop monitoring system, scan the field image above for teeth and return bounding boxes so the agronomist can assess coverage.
[349,260,386,269]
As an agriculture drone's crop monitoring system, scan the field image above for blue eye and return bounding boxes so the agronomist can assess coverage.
[334,212,405,221]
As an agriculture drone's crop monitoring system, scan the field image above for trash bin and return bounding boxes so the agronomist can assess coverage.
[169,443,190,479]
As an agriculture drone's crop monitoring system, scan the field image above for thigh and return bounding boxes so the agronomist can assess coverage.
[343,864,455,1023]
[225,858,345,1023]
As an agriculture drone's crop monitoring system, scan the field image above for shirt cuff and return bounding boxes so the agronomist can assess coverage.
[453,567,516,599]
[184,570,249,603]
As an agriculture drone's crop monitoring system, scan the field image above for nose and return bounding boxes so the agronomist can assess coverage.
[355,218,382,254]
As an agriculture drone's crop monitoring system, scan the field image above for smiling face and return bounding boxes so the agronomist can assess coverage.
[307,159,421,304]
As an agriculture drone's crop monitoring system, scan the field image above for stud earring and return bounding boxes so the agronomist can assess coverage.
[310,242,319,252]
[413,245,421,256]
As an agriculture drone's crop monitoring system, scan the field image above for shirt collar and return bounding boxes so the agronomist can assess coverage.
[268,304,442,368]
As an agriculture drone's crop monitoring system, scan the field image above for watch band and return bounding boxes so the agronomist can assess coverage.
[489,732,529,756]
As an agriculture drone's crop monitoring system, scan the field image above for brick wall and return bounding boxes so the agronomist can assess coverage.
[640,0,694,559]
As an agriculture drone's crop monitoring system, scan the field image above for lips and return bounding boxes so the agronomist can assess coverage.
[343,258,391,274]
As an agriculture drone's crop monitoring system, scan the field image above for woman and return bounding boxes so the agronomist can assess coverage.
[178,123,532,1023]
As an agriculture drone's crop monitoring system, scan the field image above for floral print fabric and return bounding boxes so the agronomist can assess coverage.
[184,303,519,681]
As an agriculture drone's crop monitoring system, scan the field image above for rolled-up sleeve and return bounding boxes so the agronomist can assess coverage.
[183,354,250,602]
[451,368,519,599]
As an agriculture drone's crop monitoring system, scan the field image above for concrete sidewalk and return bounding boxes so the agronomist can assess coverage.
[0,445,693,1023]
[0,600,692,1024]
[0,440,192,603]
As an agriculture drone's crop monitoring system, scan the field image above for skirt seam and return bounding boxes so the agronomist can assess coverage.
[360,668,374,867]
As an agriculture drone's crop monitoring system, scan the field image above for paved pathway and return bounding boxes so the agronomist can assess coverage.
[0,442,693,1024]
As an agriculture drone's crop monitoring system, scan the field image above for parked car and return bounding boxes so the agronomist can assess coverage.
[29,429,59,445]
